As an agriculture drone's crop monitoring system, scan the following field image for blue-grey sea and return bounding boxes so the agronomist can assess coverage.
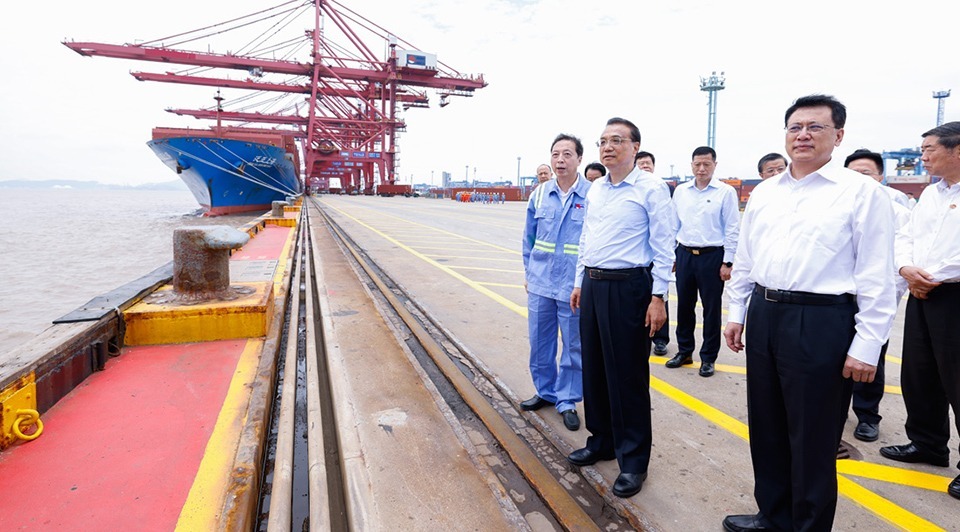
[0,187,258,355]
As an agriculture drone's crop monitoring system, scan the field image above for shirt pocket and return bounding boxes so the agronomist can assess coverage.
[536,206,556,220]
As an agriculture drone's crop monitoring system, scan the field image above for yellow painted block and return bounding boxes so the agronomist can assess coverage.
[123,282,274,346]
[283,205,301,212]
[265,218,296,227]
[0,373,38,450]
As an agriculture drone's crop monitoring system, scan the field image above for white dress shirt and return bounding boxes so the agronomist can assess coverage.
[882,185,912,209]
[576,168,677,295]
[726,161,897,365]
[673,177,740,263]
[895,179,960,283]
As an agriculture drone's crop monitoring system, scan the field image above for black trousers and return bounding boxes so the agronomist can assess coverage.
[676,246,724,362]
[579,270,653,474]
[745,294,857,531]
[902,283,960,461]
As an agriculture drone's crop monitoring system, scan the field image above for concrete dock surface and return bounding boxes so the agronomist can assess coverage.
[313,194,959,531]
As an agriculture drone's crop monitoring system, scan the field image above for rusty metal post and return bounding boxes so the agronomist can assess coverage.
[172,226,249,297]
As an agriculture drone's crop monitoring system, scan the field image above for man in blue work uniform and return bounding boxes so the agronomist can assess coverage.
[520,133,591,432]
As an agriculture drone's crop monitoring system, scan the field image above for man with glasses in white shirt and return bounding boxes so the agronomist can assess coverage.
[756,153,787,180]
[566,117,676,498]
[880,121,960,501]
[721,95,897,532]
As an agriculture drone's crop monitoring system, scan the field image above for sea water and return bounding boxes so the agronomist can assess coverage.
[0,187,258,355]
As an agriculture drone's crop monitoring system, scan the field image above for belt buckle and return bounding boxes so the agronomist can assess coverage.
[764,288,777,302]
[691,248,700,255]
[589,269,601,280]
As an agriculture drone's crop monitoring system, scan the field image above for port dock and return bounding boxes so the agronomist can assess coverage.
[0,196,956,530]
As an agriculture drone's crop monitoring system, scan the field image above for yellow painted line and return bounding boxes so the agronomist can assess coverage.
[886,354,902,365]
[272,225,297,292]
[651,376,751,440]
[425,255,522,263]
[324,198,934,530]
[409,246,515,253]
[322,202,527,317]
[476,282,525,289]
[447,265,524,274]
[885,385,902,395]
[176,339,263,531]
[650,376,940,529]
[322,199,520,254]
[837,475,944,531]
[837,460,955,492]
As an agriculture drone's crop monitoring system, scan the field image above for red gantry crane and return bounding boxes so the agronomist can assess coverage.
[64,0,486,194]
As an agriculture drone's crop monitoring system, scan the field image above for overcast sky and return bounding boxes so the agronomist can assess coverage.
[2,0,957,187]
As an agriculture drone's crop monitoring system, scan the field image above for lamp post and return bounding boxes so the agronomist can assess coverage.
[516,156,521,185]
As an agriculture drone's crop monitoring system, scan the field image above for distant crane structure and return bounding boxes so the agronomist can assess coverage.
[933,90,951,127]
[700,71,725,149]
[882,149,924,176]
[64,0,486,193]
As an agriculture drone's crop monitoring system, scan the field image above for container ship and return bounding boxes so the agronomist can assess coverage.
[149,126,301,215]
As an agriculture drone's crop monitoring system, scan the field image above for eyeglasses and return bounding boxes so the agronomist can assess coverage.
[785,123,837,135]
[596,136,634,148]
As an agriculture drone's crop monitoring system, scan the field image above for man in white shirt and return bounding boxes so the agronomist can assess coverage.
[840,148,911,443]
[845,148,911,209]
[721,95,897,532]
[535,164,552,185]
[635,150,672,356]
[756,153,788,180]
[665,146,739,377]
[567,117,676,499]
[880,121,960,501]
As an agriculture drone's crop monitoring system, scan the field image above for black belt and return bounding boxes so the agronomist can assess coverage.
[754,285,855,306]
[678,244,722,255]
[585,266,651,281]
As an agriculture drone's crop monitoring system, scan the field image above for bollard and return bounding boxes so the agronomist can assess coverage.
[172,226,249,298]
[271,201,288,218]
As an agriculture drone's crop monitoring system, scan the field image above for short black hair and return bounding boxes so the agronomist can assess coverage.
[605,117,641,144]
[757,153,787,174]
[922,121,960,150]
[584,162,606,176]
[785,94,846,129]
[692,146,716,161]
[551,133,584,157]
[635,151,655,164]
[844,149,884,174]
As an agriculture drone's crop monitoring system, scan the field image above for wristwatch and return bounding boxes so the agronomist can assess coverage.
[651,294,664,300]
[723,262,733,267]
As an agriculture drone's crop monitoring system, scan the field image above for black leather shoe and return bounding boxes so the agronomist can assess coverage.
[949,474,960,500]
[722,514,771,531]
[653,340,668,356]
[665,353,693,368]
[567,447,615,466]
[699,362,715,377]
[854,421,879,442]
[612,471,647,498]
[561,409,580,431]
[519,395,553,411]
[879,443,949,467]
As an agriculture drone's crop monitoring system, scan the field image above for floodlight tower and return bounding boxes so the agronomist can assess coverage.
[700,71,726,149]
[933,90,951,126]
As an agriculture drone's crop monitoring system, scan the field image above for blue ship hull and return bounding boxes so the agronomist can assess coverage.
[148,137,300,215]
